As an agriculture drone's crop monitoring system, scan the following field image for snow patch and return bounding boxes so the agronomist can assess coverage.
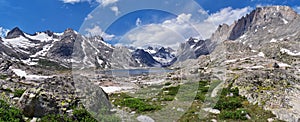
[246,65,264,69]
[270,38,277,43]
[203,108,220,114]
[144,49,156,54]
[280,48,300,56]
[54,32,64,36]
[277,62,291,68]
[251,50,258,52]
[100,86,133,93]
[3,36,38,49]
[225,59,237,63]
[11,68,52,80]
[96,56,104,65]
[263,26,267,30]
[21,59,38,66]
[240,34,247,39]
[258,52,265,57]
[282,18,288,24]
[25,33,53,42]
[11,69,27,77]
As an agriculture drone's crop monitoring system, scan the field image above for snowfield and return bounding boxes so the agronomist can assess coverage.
[11,68,53,80]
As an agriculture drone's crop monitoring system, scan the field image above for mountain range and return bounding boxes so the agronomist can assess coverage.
[0,5,299,122]
[0,25,208,69]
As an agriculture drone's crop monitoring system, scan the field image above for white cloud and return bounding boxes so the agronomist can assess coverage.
[0,27,9,38]
[85,14,93,20]
[85,25,115,40]
[198,9,208,15]
[135,18,142,26]
[117,7,252,49]
[110,6,120,16]
[119,13,200,49]
[175,13,192,24]
[96,0,118,7]
[205,7,252,25]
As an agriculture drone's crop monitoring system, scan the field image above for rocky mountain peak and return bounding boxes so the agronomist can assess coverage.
[255,6,298,20]
[228,6,299,40]
[64,28,74,33]
[43,30,54,37]
[157,47,166,52]
[147,46,154,50]
[211,23,233,42]
[91,35,104,41]
[5,27,25,39]
[186,37,197,45]
[62,28,77,37]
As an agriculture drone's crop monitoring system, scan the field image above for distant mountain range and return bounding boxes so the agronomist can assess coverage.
[0,26,212,69]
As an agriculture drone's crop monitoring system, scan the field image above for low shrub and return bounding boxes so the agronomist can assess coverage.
[0,100,24,122]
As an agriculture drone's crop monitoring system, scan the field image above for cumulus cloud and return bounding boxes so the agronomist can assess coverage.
[85,25,115,40]
[119,13,199,49]
[117,7,252,49]
[198,9,208,15]
[96,0,118,7]
[205,7,252,25]
[0,27,9,38]
[110,6,120,15]
[122,24,184,49]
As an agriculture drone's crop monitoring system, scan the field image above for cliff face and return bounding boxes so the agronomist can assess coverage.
[229,6,298,40]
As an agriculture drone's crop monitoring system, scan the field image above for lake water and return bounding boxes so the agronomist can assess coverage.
[97,68,173,77]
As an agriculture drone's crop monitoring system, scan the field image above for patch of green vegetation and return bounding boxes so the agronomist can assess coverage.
[0,75,8,80]
[0,96,119,122]
[40,106,121,122]
[38,59,69,71]
[111,80,279,121]
[219,109,248,120]
[13,89,26,98]
[72,108,98,122]
[214,87,244,110]
[176,81,210,102]
[40,114,73,122]
[157,85,180,102]
[256,86,273,93]
[162,86,179,96]
[0,99,24,122]
[117,97,161,112]
[94,107,121,122]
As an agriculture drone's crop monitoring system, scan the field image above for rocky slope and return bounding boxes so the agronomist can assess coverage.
[172,6,300,122]
[0,56,112,121]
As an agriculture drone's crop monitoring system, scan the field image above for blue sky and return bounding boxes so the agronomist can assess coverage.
[0,0,299,33]
[0,0,300,48]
